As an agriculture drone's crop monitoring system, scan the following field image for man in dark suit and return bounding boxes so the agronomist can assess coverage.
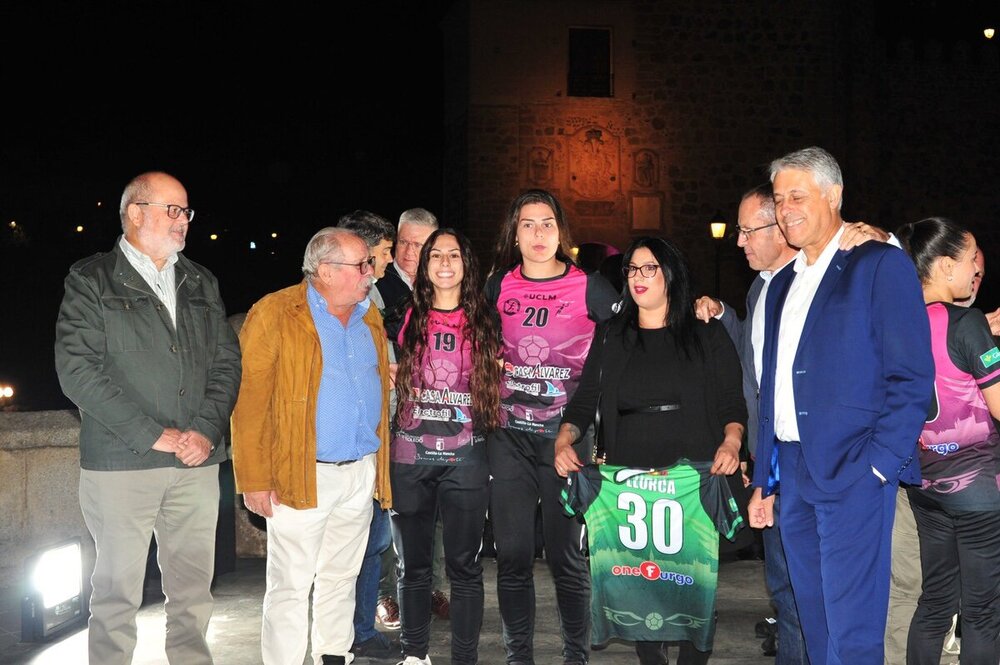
[748,147,934,665]
[378,207,438,315]
[698,185,888,663]
[696,183,805,663]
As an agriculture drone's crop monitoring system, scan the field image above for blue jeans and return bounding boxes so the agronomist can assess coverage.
[763,494,808,665]
[353,501,392,642]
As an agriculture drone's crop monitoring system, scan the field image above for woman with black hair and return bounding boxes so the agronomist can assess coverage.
[485,189,619,665]
[555,236,747,665]
[391,228,502,665]
[896,217,1000,665]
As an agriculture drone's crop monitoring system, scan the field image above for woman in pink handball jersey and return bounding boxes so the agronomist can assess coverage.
[391,228,502,665]
[896,217,1000,665]
[484,189,619,665]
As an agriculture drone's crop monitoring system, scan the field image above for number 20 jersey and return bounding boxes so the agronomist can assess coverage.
[487,263,610,437]
[562,462,744,651]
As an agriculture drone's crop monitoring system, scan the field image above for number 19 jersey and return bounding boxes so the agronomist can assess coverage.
[562,462,743,651]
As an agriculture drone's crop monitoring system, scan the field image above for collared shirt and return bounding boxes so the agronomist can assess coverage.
[307,282,382,462]
[118,235,179,325]
[390,262,414,290]
[752,257,796,386]
[774,224,846,442]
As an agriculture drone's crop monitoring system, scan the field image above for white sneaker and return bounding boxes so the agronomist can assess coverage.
[397,657,432,665]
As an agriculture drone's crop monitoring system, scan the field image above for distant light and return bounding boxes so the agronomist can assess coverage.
[250,241,257,250]
[210,234,218,241]
[986,28,996,39]
[96,201,102,207]
[570,246,579,257]
[0,385,13,398]
[75,226,84,233]
[8,221,15,229]
[271,232,278,238]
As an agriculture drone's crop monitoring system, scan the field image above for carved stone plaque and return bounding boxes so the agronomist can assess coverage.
[568,126,620,199]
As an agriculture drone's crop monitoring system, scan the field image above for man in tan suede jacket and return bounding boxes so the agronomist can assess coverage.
[232,227,392,665]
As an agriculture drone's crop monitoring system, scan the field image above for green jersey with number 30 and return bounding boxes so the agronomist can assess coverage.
[562,461,743,650]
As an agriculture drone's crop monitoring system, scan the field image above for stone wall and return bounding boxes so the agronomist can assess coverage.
[444,0,1000,309]
[0,410,92,589]
[0,410,265,593]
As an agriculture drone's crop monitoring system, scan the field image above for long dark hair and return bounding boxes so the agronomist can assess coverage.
[396,228,502,431]
[619,236,701,357]
[490,189,578,276]
[896,217,970,284]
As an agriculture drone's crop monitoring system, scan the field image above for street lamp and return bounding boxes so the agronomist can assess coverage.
[709,211,727,295]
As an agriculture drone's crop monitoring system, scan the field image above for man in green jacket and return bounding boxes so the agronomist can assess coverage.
[55,171,241,665]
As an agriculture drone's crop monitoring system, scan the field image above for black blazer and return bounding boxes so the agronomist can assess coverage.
[562,315,746,466]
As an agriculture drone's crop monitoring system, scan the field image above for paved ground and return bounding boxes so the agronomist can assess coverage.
[1,554,778,664]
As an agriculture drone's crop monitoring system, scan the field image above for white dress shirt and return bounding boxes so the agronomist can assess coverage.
[119,236,179,326]
[773,224,846,442]
[752,257,796,387]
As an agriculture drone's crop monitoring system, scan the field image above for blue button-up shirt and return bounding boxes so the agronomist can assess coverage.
[307,283,382,462]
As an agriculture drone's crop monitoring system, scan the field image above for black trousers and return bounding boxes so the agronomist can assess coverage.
[906,492,1000,665]
[635,641,711,665]
[487,428,591,664]
[390,461,490,665]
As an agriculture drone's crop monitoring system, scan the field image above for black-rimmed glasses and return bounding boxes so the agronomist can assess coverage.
[622,264,660,278]
[134,202,195,222]
[322,256,376,274]
[736,222,777,239]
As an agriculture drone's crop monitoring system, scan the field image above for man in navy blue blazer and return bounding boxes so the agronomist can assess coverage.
[747,147,934,665]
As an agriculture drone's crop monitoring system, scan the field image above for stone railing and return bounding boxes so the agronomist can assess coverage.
[0,410,265,591]
[0,410,91,590]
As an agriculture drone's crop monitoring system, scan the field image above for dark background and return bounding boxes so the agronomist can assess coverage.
[2,1,998,410]
[1,2,450,409]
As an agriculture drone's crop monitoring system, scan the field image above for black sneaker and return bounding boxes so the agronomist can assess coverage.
[761,632,777,657]
[755,617,777,638]
[352,633,400,659]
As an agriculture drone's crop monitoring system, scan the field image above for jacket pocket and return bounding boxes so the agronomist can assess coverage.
[102,296,153,352]
[834,403,879,429]
[182,296,215,353]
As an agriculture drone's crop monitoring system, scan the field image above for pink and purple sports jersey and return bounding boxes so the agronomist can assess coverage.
[918,302,1000,510]
[392,307,484,465]
[496,264,597,437]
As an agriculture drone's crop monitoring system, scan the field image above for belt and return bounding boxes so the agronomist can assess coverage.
[317,458,358,466]
[619,403,681,415]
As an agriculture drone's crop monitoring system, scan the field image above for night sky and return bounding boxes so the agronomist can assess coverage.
[2,2,997,410]
[2,2,449,409]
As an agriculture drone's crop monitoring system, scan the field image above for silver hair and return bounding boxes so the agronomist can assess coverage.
[398,207,438,231]
[768,146,844,210]
[302,227,360,279]
[118,173,158,232]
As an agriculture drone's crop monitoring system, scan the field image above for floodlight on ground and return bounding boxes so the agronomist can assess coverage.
[21,538,86,641]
